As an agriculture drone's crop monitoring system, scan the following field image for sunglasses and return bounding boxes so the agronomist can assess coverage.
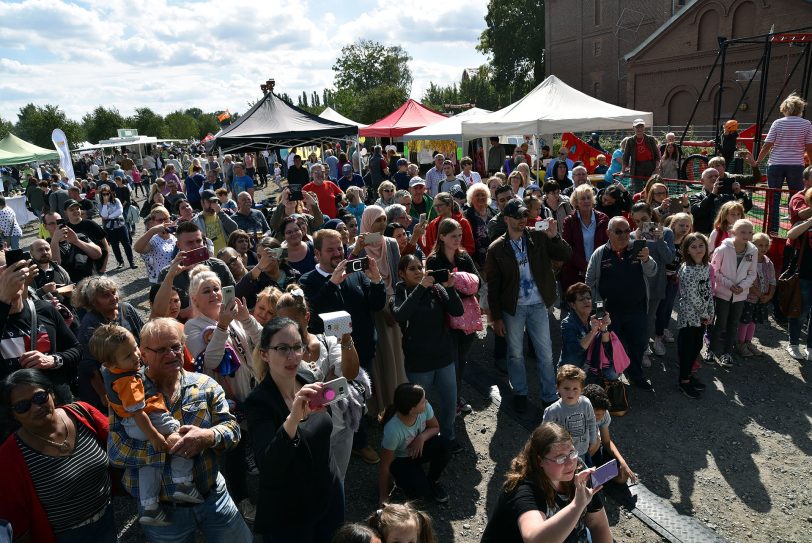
[12,390,50,414]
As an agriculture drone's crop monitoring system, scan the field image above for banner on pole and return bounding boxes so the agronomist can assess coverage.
[51,129,76,184]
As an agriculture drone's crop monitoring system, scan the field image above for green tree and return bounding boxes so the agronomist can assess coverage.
[128,107,166,137]
[332,39,412,123]
[164,110,199,139]
[183,107,204,119]
[478,0,545,99]
[82,106,124,143]
[196,113,220,138]
[15,104,85,148]
[0,115,14,140]
[423,66,503,112]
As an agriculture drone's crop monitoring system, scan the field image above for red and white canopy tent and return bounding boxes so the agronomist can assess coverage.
[359,99,448,138]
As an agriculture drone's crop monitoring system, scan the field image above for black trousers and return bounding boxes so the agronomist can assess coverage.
[677,326,704,381]
[389,435,451,500]
[105,225,134,266]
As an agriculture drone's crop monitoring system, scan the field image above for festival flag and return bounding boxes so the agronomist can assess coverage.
[51,129,76,184]
[217,110,231,122]
[560,132,605,173]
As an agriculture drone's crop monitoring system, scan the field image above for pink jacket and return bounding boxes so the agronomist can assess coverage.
[710,238,758,302]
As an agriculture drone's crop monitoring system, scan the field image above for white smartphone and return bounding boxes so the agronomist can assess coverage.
[309,377,349,409]
[221,285,235,308]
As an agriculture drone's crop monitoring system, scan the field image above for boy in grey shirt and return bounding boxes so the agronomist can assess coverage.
[542,365,598,463]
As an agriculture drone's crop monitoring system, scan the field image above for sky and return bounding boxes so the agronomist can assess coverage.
[0,0,490,126]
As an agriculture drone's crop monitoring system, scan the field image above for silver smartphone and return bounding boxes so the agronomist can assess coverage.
[221,285,235,308]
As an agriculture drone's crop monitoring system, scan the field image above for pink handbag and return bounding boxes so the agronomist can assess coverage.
[447,271,483,334]
[586,332,631,374]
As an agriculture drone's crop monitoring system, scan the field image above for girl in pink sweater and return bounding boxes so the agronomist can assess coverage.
[709,219,758,369]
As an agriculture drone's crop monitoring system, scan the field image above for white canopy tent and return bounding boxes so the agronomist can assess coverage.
[461,75,653,138]
[319,107,367,128]
[402,107,491,143]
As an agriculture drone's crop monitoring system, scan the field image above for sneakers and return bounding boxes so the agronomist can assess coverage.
[703,348,716,363]
[245,448,259,475]
[689,375,707,391]
[653,337,667,356]
[645,345,653,356]
[237,498,256,523]
[642,354,652,368]
[430,481,449,503]
[456,397,472,415]
[352,445,381,464]
[172,482,204,504]
[512,394,528,413]
[631,378,654,391]
[139,505,171,527]
[716,353,734,370]
[746,342,763,356]
[735,343,753,358]
[663,329,675,343]
[786,344,804,360]
[678,381,701,399]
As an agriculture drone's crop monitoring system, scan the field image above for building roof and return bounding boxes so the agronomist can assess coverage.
[624,0,699,62]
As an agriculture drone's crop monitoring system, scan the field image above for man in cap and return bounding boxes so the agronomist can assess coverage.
[67,185,96,220]
[408,176,436,222]
[486,199,572,413]
[588,132,605,153]
[338,163,365,192]
[425,154,446,197]
[193,189,238,254]
[63,198,110,272]
[622,118,661,193]
[391,158,411,190]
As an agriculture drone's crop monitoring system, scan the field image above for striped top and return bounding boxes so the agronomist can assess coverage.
[16,423,110,532]
[764,115,812,165]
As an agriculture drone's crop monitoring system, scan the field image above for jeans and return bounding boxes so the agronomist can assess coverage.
[105,225,135,265]
[56,505,115,543]
[406,363,457,441]
[767,164,805,233]
[655,280,679,336]
[451,329,476,394]
[710,297,744,356]
[6,234,20,250]
[609,310,649,382]
[788,278,812,346]
[502,302,557,402]
[139,473,252,543]
[389,435,451,500]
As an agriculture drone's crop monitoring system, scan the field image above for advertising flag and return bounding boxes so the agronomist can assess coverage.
[51,129,76,184]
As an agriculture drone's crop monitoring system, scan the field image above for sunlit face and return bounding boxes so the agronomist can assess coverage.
[253,297,275,325]
[31,241,51,264]
[233,237,250,254]
[237,193,253,211]
[336,223,350,245]
[688,239,707,263]
[369,215,387,234]
[345,218,358,238]
[316,236,345,271]
[440,227,463,251]
[650,184,668,203]
[396,212,412,229]
[541,441,580,483]
[568,290,593,315]
[557,379,583,406]
[732,222,753,242]
[724,209,743,226]
[410,184,426,199]
[177,231,204,252]
[284,222,303,245]
[114,335,141,372]
[754,236,770,256]
[193,279,222,315]
[178,201,194,218]
[631,211,651,225]
[9,385,56,427]
[576,191,594,213]
[572,169,588,186]
[671,218,692,239]
[168,291,181,318]
[261,324,304,379]
[496,191,514,211]
[609,220,631,248]
[94,288,120,319]
[392,227,408,248]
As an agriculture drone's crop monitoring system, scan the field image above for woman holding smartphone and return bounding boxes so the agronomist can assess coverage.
[98,185,136,269]
[245,317,344,542]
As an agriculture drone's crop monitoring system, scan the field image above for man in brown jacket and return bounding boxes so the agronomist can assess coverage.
[485,200,572,413]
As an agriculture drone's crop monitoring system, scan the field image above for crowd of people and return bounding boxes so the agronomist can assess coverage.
[0,93,811,543]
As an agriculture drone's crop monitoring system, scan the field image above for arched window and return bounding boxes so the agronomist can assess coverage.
[668,90,695,125]
[732,1,756,38]
[697,10,721,51]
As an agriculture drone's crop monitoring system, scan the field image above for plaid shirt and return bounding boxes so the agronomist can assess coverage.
[107,370,240,501]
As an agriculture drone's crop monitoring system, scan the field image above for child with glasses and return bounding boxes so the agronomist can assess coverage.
[542,365,598,465]
[90,324,202,526]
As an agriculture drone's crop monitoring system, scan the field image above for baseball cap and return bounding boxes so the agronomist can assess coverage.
[342,164,353,173]
[396,158,408,167]
[452,188,466,200]
[409,176,426,188]
[633,118,645,127]
[503,200,529,219]
[201,189,218,202]
[526,183,541,193]
[63,199,80,211]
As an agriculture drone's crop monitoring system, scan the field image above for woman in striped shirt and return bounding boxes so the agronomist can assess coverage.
[756,93,812,234]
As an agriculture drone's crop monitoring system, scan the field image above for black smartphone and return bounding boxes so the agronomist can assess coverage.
[631,239,647,257]
[595,301,605,319]
[5,250,30,266]
[165,226,177,234]
[428,269,450,284]
[44,269,55,283]
[56,218,68,228]
[288,184,303,201]
[348,257,369,273]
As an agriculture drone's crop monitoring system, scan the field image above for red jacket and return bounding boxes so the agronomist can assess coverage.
[421,210,476,256]
[0,402,109,543]
[560,210,610,292]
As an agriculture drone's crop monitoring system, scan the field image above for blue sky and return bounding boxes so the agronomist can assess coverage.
[0,0,490,127]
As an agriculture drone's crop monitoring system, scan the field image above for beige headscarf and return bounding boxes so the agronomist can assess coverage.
[361,205,392,294]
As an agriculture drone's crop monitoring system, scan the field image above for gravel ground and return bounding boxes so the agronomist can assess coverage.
[24,184,811,542]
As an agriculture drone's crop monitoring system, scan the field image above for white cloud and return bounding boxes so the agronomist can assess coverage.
[0,0,489,128]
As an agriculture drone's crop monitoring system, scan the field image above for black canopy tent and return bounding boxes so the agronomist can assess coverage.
[209,91,358,153]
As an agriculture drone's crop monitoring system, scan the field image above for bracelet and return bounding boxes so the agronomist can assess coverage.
[341,339,355,350]
[216,324,228,332]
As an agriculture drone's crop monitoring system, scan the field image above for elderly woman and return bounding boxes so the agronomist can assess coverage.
[481,423,611,543]
[278,215,317,275]
[0,369,115,542]
[757,93,812,234]
[227,229,258,267]
[73,276,144,411]
[393,189,412,214]
[374,180,397,208]
[385,203,413,233]
[269,186,324,241]
[560,184,610,297]
[245,317,344,541]
[464,182,495,269]
[134,205,177,285]
[349,206,406,413]
[184,265,262,518]
[559,283,616,379]
[0,260,80,420]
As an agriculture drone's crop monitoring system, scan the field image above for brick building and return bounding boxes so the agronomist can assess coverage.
[545,0,812,127]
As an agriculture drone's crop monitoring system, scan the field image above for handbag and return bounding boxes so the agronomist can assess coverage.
[446,271,483,334]
[603,379,630,417]
[585,331,631,375]
[777,236,806,318]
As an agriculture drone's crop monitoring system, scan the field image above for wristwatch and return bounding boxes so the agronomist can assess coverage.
[51,354,64,369]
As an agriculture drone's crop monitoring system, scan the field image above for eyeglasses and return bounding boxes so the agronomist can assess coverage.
[266,343,305,356]
[544,449,579,464]
[575,294,592,302]
[225,257,239,266]
[142,344,184,357]
[12,390,50,414]
[612,229,631,235]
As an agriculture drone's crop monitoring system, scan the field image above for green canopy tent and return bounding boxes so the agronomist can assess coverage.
[0,133,59,165]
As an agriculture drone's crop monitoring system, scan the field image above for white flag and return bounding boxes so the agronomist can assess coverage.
[51,129,76,184]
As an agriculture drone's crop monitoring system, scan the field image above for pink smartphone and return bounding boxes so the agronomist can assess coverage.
[182,247,209,266]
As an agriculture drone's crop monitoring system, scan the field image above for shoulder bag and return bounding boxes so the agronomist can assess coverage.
[777,234,806,318]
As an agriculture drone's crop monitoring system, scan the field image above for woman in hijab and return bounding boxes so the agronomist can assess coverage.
[348,206,406,413]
